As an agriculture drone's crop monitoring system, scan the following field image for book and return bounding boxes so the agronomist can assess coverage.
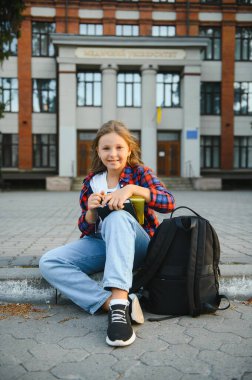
[129,196,145,225]
[96,199,138,222]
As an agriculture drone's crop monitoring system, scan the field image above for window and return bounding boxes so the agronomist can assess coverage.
[117,73,141,107]
[152,0,175,3]
[33,79,56,113]
[152,26,176,37]
[1,21,18,56]
[116,25,139,36]
[201,82,221,115]
[237,0,252,4]
[234,82,252,115]
[33,134,57,168]
[77,72,101,106]
[200,136,220,169]
[200,0,221,3]
[79,24,103,35]
[0,78,18,112]
[32,22,55,57]
[0,21,17,56]
[3,36,17,56]
[200,27,221,60]
[234,137,252,168]
[235,28,252,61]
[156,73,180,107]
[0,134,19,168]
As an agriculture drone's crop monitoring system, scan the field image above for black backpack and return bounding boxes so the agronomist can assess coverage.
[130,206,230,319]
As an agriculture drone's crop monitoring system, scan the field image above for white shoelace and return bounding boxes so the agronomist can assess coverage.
[111,308,127,324]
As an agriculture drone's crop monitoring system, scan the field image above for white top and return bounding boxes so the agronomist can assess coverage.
[90,171,120,194]
[90,171,120,232]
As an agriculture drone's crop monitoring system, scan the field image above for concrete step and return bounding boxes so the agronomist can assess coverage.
[71,177,195,192]
[71,177,84,192]
[160,177,194,191]
[0,265,251,305]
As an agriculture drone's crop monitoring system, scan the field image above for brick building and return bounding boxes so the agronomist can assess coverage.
[0,0,252,189]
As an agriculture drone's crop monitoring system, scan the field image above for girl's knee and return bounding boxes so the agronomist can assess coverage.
[39,253,50,274]
[39,250,57,274]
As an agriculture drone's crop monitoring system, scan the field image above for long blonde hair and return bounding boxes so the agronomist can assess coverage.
[90,120,143,173]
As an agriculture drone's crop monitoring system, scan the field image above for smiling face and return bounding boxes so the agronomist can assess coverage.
[97,132,131,174]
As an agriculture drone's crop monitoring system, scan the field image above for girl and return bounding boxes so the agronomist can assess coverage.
[39,120,175,347]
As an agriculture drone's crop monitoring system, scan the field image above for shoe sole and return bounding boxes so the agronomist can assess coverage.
[106,331,136,347]
[129,294,144,324]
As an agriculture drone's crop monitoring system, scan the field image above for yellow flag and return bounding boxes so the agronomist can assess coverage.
[156,106,162,125]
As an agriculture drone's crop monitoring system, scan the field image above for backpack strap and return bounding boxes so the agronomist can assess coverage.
[192,218,207,317]
[130,219,177,293]
[186,217,199,317]
[147,314,180,322]
[171,206,203,219]
[211,224,221,284]
[202,295,230,313]
[210,226,230,311]
[217,295,230,310]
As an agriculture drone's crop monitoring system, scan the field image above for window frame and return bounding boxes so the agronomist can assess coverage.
[32,21,56,57]
[0,78,19,113]
[77,72,102,107]
[236,0,252,5]
[235,27,252,61]
[33,134,57,169]
[200,135,220,169]
[234,136,252,169]
[116,24,139,36]
[1,21,18,56]
[156,73,181,108]
[32,79,57,113]
[152,25,176,37]
[200,0,222,4]
[201,82,221,115]
[199,26,221,61]
[234,81,252,115]
[0,133,19,168]
[152,0,175,3]
[117,72,141,108]
[79,23,103,36]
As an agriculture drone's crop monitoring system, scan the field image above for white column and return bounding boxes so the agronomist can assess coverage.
[141,64,158,173]
[181,65,201,177]
[58,63,77,177]
[101,64,118,123]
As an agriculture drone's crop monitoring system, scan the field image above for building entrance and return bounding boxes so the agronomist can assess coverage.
[77,132,97,176]
[157,132,180,176]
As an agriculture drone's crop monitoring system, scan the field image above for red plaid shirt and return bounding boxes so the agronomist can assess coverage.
[78,165,175,238]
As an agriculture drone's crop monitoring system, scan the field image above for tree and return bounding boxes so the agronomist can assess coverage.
[0,0,25,119]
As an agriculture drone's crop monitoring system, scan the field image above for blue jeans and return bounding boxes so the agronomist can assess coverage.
[39,210,150,314]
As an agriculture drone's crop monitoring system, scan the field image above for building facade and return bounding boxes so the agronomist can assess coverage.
[0,0,252,189]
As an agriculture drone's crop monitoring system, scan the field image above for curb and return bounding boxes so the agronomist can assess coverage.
[0,265,252,304]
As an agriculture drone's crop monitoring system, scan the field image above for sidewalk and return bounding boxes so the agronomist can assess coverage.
[0,190,251,302]
[0,190,252,380]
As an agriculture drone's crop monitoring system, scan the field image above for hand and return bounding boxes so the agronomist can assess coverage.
[88,191,105,211]
[101,186,133,210]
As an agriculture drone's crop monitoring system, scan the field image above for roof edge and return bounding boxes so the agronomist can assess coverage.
[50,34,209,48]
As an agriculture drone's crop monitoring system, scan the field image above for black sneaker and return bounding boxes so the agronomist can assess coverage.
[128,293,145,324]
[106,303,136,347]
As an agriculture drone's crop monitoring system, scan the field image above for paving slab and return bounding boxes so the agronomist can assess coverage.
[0,190,252,267]
[0,301,251,380]
[0,190,252,380]
[0,190,252,303]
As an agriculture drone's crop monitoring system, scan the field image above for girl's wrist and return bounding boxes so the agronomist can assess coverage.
[86,209,98,224]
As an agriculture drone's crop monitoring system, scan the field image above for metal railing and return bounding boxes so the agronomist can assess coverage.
[185,160,196,181]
